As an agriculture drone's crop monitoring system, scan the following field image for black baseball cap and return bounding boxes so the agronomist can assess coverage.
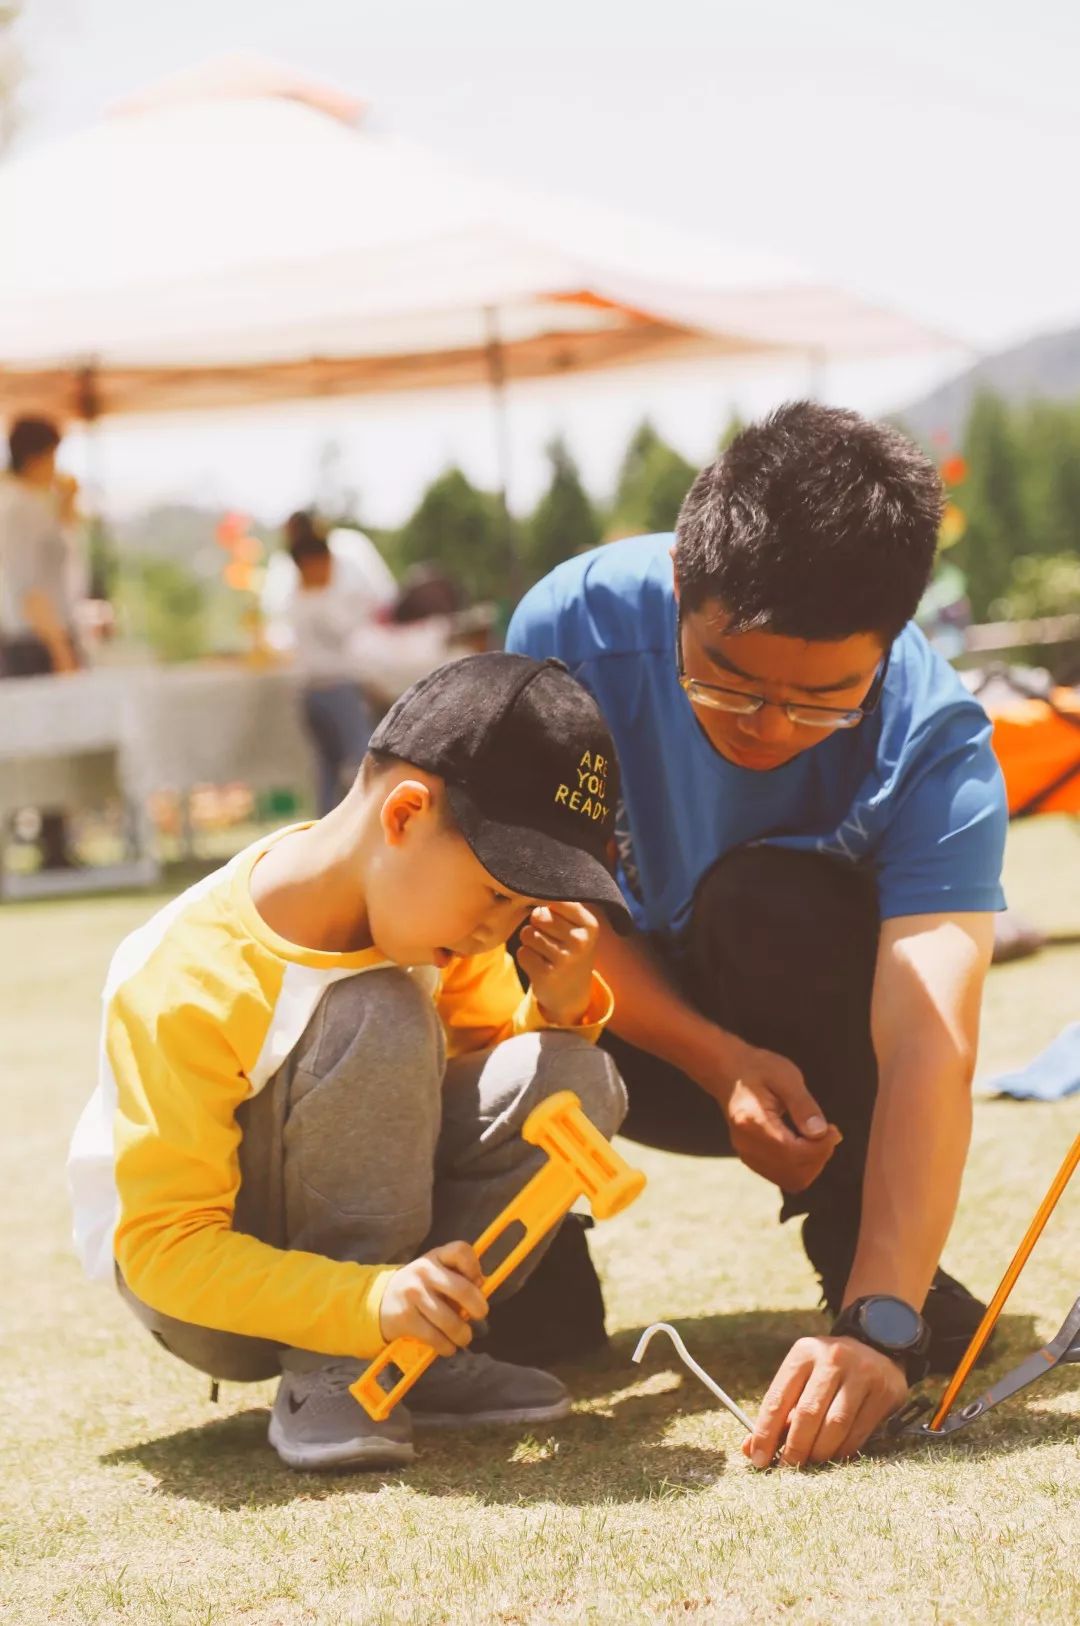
[368,652,632,930]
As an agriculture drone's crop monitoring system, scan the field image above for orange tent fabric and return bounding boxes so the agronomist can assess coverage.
[986,687,1080,818]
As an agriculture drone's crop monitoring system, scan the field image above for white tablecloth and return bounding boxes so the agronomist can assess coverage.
[0,665,316,813]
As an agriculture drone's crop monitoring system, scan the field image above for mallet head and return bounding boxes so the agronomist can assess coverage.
[522,1088,646,1219]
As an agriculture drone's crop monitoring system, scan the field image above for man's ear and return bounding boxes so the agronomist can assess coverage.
[379,779,433,847]
[669,546,680,604]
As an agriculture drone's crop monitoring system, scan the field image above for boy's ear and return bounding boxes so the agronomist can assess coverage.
[379,779,434,847]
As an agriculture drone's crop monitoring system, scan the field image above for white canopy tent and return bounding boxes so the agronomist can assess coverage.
[0,58,945,423]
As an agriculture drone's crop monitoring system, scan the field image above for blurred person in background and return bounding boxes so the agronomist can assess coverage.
[280,510,396,816]
[0,415,84,868]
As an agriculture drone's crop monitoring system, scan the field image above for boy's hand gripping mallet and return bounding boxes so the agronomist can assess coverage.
[351,1089,646,1421]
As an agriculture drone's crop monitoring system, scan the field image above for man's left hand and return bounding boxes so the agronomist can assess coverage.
[742,1335,908,1469]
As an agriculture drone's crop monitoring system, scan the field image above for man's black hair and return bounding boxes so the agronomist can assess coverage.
[673,401,943,643]
[9,416,61,474]
[284,509,330,567]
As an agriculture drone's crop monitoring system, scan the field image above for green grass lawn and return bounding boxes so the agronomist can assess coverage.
[2,818,1079,1625]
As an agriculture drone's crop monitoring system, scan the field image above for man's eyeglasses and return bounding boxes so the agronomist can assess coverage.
[676,609,890,732]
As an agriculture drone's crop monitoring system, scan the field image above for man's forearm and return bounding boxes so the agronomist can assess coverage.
[848,912,994,1314]
[595,919,742,1094]
[843,1043,973,1310]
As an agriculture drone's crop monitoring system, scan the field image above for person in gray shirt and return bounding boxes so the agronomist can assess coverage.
[0,416,82,866]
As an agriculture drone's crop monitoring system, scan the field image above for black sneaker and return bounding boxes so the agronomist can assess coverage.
[477,1212,608,1366]
[921,1268,994,1376]
[801,1210,994,1376]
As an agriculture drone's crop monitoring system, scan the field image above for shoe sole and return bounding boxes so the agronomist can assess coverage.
[268,1415,415,1472]
[412,1395,572,1430]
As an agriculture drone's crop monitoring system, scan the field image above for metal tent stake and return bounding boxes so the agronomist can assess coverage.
[632,1321,756,1434]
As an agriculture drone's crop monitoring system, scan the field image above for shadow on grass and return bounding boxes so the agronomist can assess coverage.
[100,1307,1078,1508]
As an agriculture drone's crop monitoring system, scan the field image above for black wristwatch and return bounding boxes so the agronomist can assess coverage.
[831,1295,930,1385]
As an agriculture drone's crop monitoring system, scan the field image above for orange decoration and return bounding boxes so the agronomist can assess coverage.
[223,559,254,591]
[230,533,263,564]
[215,511,251,549]
[938,502,967,547]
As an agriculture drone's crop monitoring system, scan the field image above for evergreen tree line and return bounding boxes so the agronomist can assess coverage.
[118,395,1080,662]
[380,391,1080,627]
[371,415,745,608]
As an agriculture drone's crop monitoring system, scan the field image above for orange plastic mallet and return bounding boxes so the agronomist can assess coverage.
[928,1127,1080,1431]
[351,1089,646,1421]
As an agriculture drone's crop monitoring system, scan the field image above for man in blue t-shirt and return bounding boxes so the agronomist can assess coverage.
[503,402,1007,1469]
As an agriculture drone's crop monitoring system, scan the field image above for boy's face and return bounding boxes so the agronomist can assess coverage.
[364,778,537,968]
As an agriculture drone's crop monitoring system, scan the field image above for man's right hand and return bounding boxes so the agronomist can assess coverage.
[705,1038,842,1193]
[379,1241,489,1356]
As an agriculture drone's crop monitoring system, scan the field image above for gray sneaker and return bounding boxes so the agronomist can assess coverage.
[408,1350,571,1429]
[268,1360,415,1471]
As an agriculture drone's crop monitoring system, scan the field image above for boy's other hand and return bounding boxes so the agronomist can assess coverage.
[379,1241,488,1356]
[518,901,600,1027]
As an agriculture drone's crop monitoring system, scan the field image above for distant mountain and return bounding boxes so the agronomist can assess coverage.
[896,325,1080,447]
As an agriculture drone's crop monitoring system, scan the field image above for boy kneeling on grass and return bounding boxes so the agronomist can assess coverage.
[68,654,631,1471]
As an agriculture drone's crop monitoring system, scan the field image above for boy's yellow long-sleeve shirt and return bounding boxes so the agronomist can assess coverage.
[67,828,612,1360]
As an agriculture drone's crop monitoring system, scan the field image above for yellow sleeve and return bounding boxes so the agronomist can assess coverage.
[108,973,395,1359]
[437,947,614,1059]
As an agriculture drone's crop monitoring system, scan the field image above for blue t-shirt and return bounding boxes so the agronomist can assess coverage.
[507,534,1007,939]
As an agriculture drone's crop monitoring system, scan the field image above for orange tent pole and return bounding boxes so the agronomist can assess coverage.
[929,1128,1080,1431]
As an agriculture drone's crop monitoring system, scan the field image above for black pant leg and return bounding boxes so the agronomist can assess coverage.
[605,846,879,1252]
[684,845,880,1240]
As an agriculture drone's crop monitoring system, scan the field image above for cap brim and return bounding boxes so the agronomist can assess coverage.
[447,784,634,934]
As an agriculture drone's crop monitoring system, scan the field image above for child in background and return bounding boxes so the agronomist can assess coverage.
[281,511,395,815]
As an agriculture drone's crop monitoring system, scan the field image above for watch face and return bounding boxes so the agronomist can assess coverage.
[861,1297,922,1350]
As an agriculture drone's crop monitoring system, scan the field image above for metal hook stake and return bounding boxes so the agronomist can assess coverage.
[632,1321,756,1433]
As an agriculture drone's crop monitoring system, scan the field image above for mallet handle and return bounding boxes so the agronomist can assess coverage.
[351,1162,580,1420]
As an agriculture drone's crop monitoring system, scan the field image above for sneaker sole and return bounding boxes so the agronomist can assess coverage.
[268,1415,415,1472]
[412,1394,572,1430]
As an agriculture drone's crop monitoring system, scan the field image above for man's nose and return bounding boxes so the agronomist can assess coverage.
[741,702,797,745]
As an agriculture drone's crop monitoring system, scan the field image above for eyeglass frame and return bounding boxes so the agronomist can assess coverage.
[675,606,891,731]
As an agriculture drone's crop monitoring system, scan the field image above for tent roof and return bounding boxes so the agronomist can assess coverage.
[0,60,947,420]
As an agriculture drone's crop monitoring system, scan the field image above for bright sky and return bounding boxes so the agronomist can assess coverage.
[12,0,1080,523]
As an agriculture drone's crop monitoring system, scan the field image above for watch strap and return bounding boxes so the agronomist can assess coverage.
[831,1297,930,1386]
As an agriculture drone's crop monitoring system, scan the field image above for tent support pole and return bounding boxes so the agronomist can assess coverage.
[484,306,521,605]
[75,363,113,601]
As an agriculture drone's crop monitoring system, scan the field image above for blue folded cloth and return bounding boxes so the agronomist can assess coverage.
[982,1023,1080,1101]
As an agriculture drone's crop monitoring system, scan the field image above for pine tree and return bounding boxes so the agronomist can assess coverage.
[955,391,1027,618]
[525,436,601,584]
[1016,400,1080,561]
[393,467,516,605]
[608,419,698,538]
